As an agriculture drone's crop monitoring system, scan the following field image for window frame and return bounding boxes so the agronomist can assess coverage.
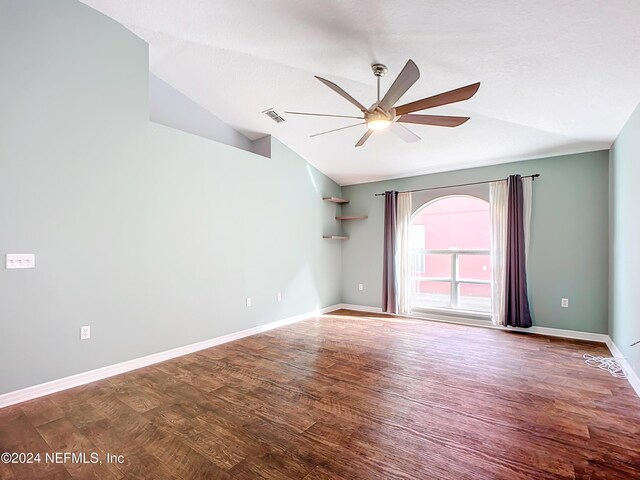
[410,194,492,320]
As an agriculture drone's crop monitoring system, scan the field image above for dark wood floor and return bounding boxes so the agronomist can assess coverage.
[1,309,639,479]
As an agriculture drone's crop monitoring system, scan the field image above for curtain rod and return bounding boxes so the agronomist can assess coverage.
[373,174,540,196]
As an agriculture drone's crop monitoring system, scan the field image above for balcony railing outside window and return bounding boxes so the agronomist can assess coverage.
[410,249,491,314]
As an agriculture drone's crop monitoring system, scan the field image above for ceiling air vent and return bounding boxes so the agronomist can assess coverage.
[262,108,285,123]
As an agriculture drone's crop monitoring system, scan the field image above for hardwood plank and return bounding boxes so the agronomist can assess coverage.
[36,418,122,480]
[79,417,181,480]
[0,409,72,480]
[19,398,65,428]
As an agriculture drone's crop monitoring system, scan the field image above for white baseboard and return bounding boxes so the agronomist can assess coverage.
[605,337,640,398]
[0,304,341,409]
[520,325,609,343]
[337,303,383,314]
[337,303,609,342]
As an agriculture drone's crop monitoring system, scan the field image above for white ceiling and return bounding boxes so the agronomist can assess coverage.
[81,0,640,185]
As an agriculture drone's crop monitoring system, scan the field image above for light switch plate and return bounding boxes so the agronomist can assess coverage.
[6,253,35,269]
[561,298,569,308]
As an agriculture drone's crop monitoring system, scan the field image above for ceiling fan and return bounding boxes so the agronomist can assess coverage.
[285,60,480,147]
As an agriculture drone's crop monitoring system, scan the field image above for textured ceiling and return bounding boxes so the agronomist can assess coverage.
[80,0,640,185]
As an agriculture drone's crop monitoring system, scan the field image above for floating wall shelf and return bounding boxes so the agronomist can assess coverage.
[323,196,366,240]
[323,197,349,204]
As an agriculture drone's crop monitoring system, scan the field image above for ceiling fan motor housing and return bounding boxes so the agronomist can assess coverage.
[366,111,392,122]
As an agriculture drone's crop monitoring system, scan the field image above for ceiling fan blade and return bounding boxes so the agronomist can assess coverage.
[398,114,470,127]
[395,82,480,115]
[315,76,367,112]
[355,129,374,147]
[389,123,421,143]
[378,59,420,112]
[285,111,364,120]
[310,122,366,138]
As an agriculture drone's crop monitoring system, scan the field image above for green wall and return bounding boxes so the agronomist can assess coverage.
[0,0,342,395]
[609,103,640,378]
[341,151,610,334]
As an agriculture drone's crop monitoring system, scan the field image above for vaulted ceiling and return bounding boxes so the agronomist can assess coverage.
[81,0,640,185]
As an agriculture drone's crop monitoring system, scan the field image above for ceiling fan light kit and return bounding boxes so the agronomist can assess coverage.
[366,112,392,130]
[286,60,480,147]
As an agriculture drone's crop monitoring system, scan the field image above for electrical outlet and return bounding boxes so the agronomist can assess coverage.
[277,292,282,302]
[246,297,252,307]
[80,325,91,340]
[561,298,569,308]
[358,283,364,291]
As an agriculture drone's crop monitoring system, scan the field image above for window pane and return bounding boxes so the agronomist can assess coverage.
[458,254,491,281]
[411,253,451,277]
[412,196,490,251]
[410,225,425,250]
[424,253,450,278]
[458,283,491,313]
[411,280,451,309]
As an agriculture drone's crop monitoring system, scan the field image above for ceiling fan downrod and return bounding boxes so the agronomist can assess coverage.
[371,63,387,103]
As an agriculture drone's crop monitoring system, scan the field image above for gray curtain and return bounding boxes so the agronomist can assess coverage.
[382,191,398,313]
[504,175,532,327]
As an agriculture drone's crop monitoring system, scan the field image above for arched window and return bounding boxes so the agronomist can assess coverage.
[410,195,491,314]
